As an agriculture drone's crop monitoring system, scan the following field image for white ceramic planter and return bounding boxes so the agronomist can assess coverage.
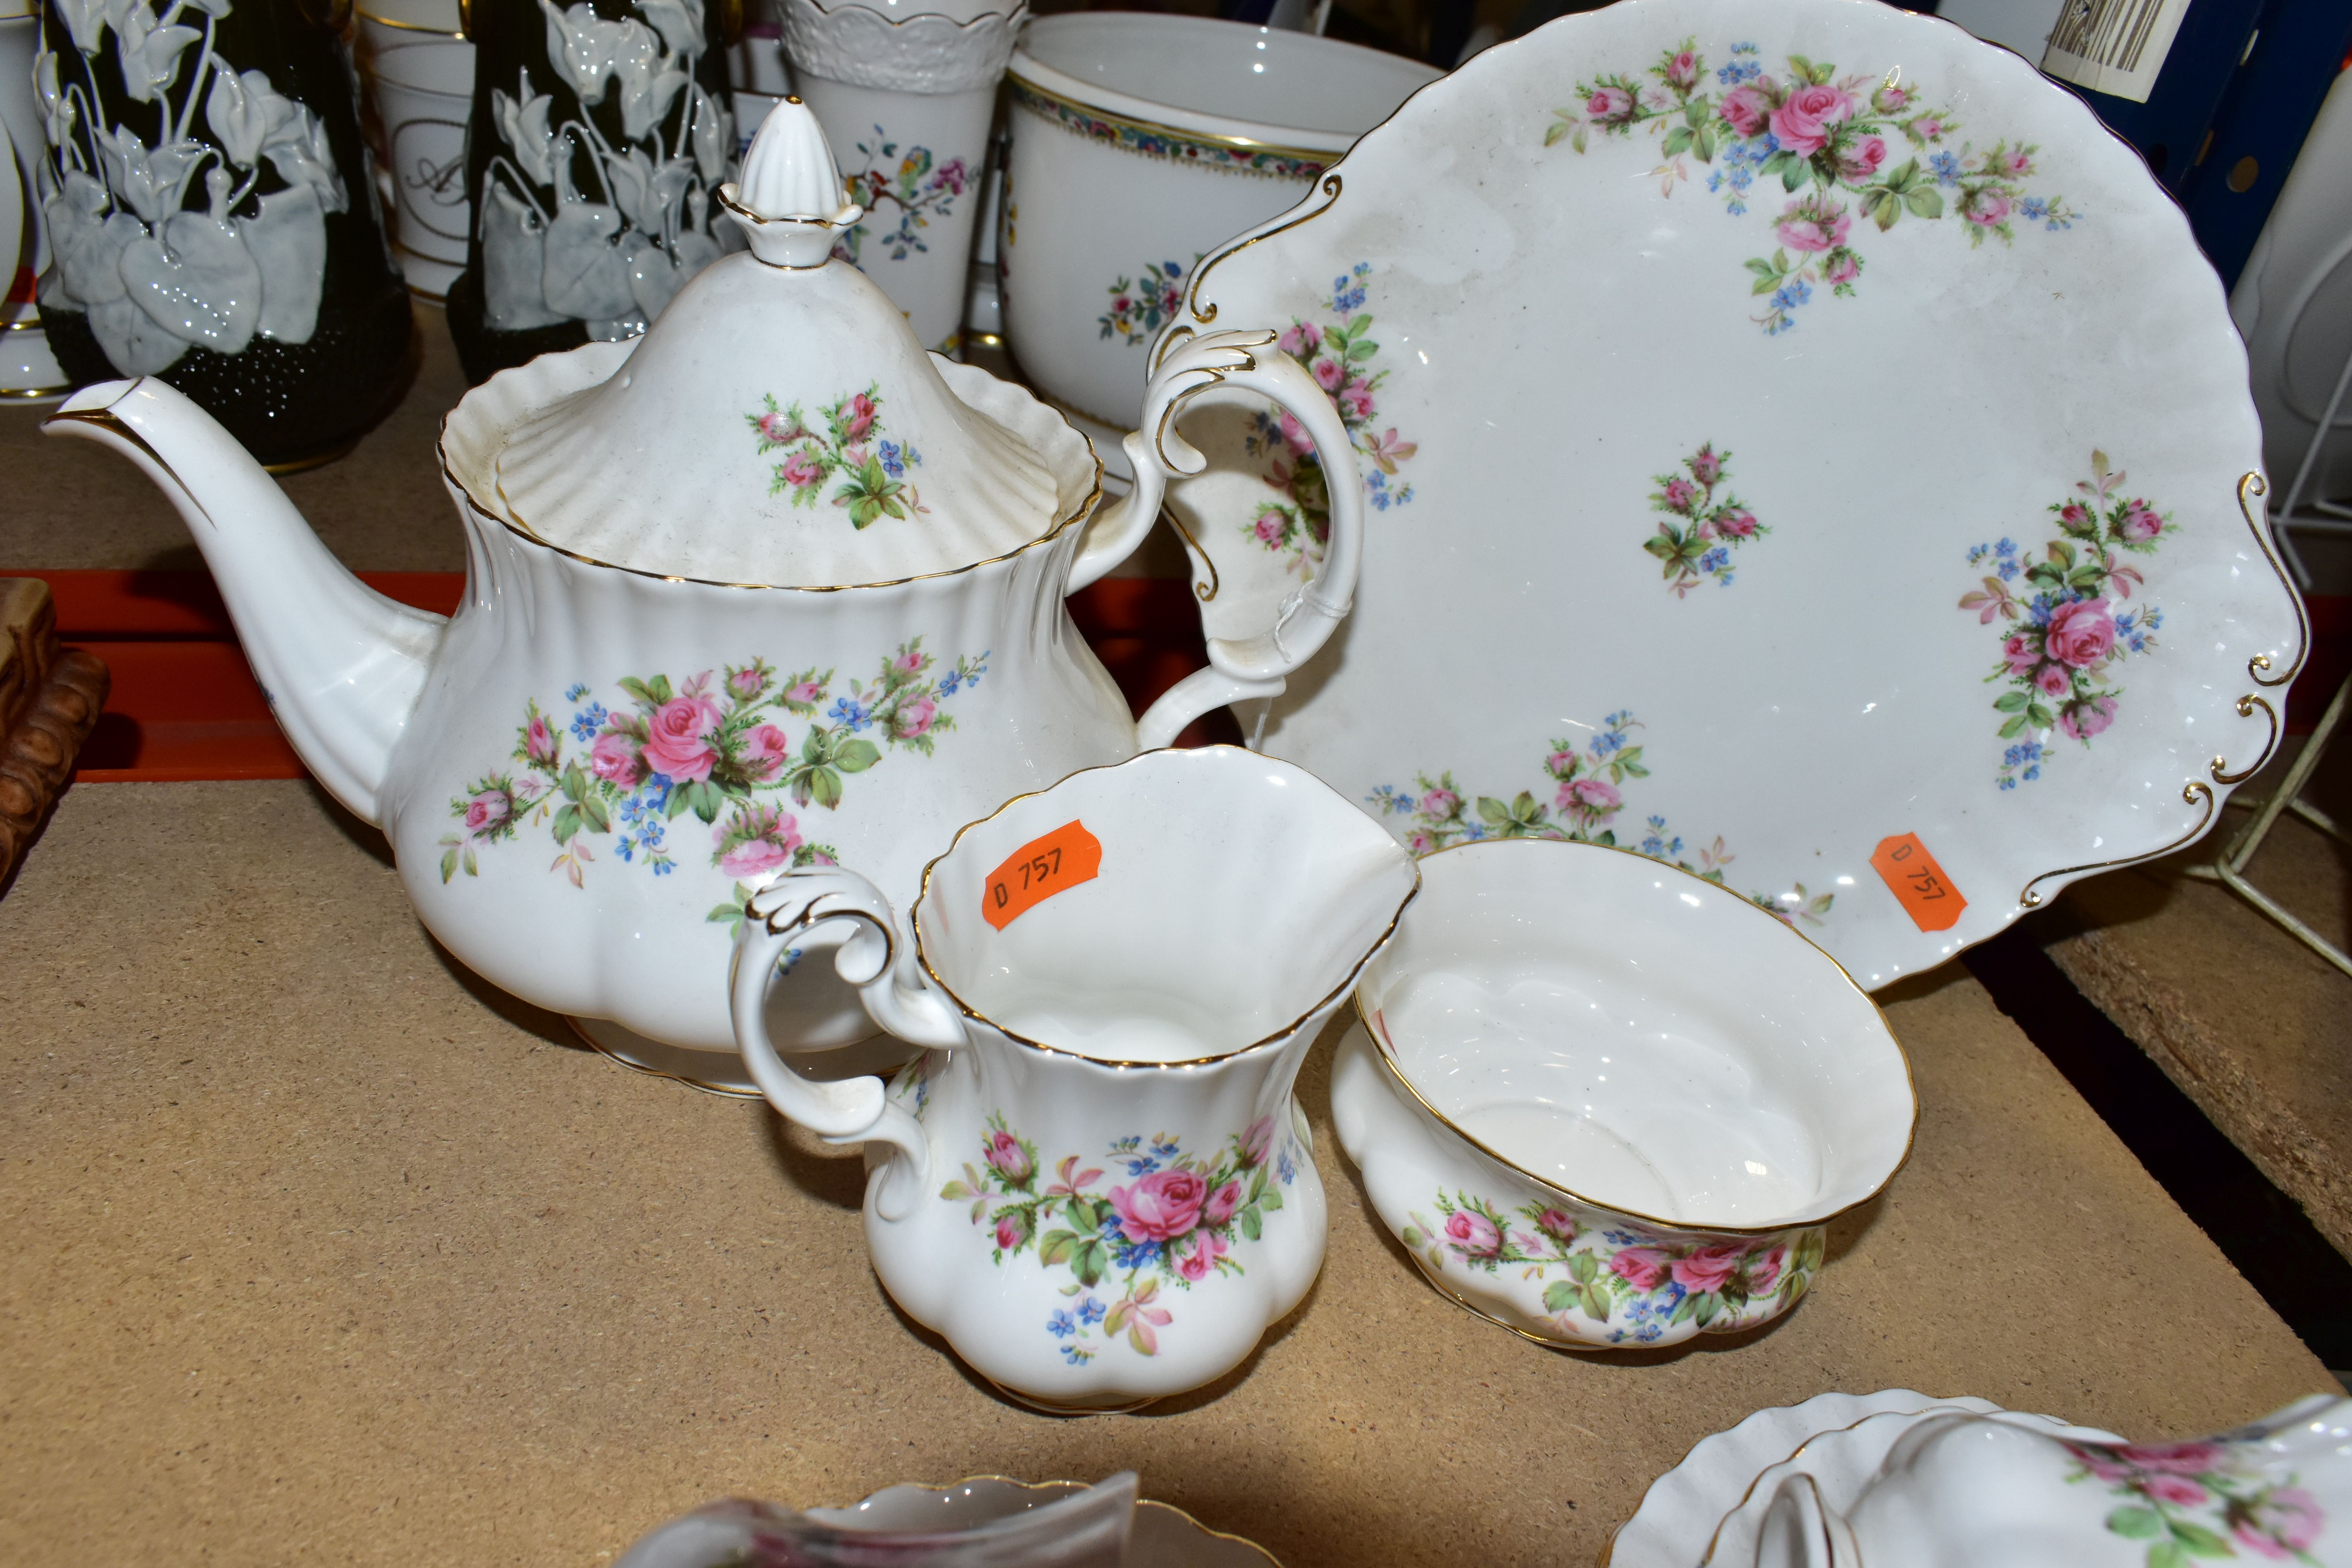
[999,13,1437,436]
[784,0,1024,353]
[733,747,1419,1407]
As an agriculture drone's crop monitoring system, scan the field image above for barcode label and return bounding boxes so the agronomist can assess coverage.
[2040,0,2193,104]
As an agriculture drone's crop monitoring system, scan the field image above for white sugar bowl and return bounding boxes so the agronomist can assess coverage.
[1330,838,1915,1350]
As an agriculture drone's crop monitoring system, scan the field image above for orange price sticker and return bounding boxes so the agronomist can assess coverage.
[982,820,1103,931]
[1869,833,1967,932]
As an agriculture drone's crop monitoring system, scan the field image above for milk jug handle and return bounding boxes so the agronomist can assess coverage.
[731,867,960,1220]
[1102,330,1365,750]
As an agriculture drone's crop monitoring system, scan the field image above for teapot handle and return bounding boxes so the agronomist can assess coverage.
[731,866,963,1220]
[1066,330,1367,750]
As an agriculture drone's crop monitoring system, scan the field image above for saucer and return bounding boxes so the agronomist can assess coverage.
[803,1475,1281,1565]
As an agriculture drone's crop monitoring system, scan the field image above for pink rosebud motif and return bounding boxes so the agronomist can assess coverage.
[729,668,764,699]
[1406,831,1436,854]
[1204,1179,1243,1227]
[1962,186,2013,229]
[984,1130,1032,1184]
[1111,1168,1207,1241]
[895,695,938,740]
[1720,85,1770,138]
[1768,84,1856,156]
[1561,777,1622,820]
[1661,477,1699,514]
[1717,508,1760,538]
[1688,446,1723,486]
[1176,1229,1229,1282]
[2113,1442,2228,1476]
[2120,502,2163,543]
[464,789,511,836]
[2001,148,2032,176]
[2034,662,2073,698]
[893,649,926,675]
[642,695,725,782]
[739,723,789,782]
[995,1214,1024,1251]
[2237,1487,2325,1557]
[1276,408,1314,455]
[1746,1244,1786,1294]
[1535,1208,1578,1243]
[2002,634,2040,675]
[1665,50,1699,91]
[1670,1241,1749,1295]
[1445,1209,1502,1258]
[842,392,878,442]
[524,712,559,766]
[780,452,823,490]
[1252,511,1287,545]
[2060,695,2118,741]
[1837,135,1887,184]
[1775,195,1852,254]
[2145,1476,2210,1508]
[1586,84,1634,122]
[1312,356,1347,394]
[1544,750,1574,775]
[1909,115,1947,140]
[1276,321,1322,358]
[786,679,825,705]
[756,411,801,443]
[1823,253,1860,287]
[590,730,645,785]
[1419,789,1461,821]
[716,834,790,879]
[1337,377,1374,422]
[1240,1114,1276,1167]
[2060,502,2092,528]
[2045,597,2117,669]
[1873,83,1913,113]
[1610,1246,1670,1292]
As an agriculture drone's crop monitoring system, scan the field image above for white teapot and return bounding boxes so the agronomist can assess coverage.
[44,100,1366,1076]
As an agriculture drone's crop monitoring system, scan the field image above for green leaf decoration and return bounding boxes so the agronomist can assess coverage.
[1258,1188,1283,1212]
[941,1180,975,1201]
[1240,1206,1263,1241]
[580,793,612,833]
[1995,691,2029,712]
[440,846,459,883]
[835,739,881,774]
[1904,187,1944,219]
[1543,1280,1579,1313]
[1071,1239,1107,1288]
[552,803,582,844]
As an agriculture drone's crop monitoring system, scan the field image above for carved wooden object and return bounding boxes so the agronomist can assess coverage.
[0,579,109,887]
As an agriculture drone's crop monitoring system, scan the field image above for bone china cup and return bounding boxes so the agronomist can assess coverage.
[1330,839,1915,1351]
[733,746,1420,1408]
[1001,14,1439,439]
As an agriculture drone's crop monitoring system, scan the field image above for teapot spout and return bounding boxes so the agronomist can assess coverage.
[45,379,446,827]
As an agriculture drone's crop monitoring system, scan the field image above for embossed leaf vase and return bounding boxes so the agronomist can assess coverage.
[731,747,1420,1408]
[40,99,1368,1083]
[33,0,412,464]
[1739,1396,2352,1568]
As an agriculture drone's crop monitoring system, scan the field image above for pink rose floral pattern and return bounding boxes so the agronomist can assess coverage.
[834,128,969,267]
[1366,708,1836,929]
[747,383,926,530]
[938,1112,1300,1363]
[1098,258,1194,347]
[1241,263,1418,575]
[1644,442,1769,594]
[1400,1190,1823,1344]
[1547,38,2077,334]
[1959,450,2169,788]
[2065,1437,2325,1566]
[439,641,985,926]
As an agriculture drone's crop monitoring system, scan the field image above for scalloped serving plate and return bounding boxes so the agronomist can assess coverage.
[1159,0,2307,987]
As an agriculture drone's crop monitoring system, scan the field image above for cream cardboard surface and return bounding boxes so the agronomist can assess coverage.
[0,779,2332,1566]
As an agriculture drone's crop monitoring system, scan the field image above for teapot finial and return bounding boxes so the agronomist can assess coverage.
[719,96,864,268]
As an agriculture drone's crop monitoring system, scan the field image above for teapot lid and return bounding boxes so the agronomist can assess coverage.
[485,99,1077,587]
